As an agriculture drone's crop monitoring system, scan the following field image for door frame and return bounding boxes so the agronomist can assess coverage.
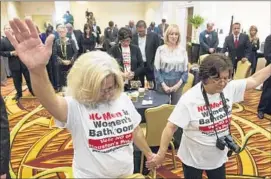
[175,2,195,48]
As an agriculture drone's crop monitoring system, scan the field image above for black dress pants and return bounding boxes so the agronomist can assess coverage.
[11,67,32,96]
[258,76,271,114]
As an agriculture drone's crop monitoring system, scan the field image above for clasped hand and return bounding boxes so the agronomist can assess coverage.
[145,153,165,170]
[62,60,71,66]
[241,57,248,63]
[124,71,134,80]
[162,81,182,93]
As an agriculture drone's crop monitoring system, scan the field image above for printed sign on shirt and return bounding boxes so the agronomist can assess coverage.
[88,109,134,153]
[197,98,231,136]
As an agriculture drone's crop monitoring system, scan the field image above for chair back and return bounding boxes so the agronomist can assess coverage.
[234,60,251,79]
[144,104,175,146]
[188,62,191,71]
[199,54,209,64]
[182,73,194,94]
[255,57,267,73]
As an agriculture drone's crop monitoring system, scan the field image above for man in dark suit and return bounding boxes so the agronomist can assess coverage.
[258,34,271,119]
[199,23,219,55]
[131,20,160,88]
[158,19,169,38]
[126,20,137,35]
[93,21,101,44]
[0,95,11,179]
[66,23,82,57]
[0,25,33,101]
[222,22,252,72]
[104,21,118,53]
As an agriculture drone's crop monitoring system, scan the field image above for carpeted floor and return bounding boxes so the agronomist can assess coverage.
[1,78,271,179]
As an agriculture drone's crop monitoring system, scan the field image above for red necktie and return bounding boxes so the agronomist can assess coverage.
[234,36,239,48]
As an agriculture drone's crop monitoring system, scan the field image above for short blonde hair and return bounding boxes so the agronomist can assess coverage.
[66,51,124,105]
[164,24,181,46]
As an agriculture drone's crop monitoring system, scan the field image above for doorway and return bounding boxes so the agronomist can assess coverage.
[175,6,193,48]
[186,7,194,62]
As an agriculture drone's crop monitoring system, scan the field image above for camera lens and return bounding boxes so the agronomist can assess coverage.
[227,150,233,157]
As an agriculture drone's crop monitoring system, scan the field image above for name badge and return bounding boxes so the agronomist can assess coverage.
[205,34,209,38]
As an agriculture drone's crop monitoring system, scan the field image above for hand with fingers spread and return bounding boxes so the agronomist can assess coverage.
[5,18,54,73]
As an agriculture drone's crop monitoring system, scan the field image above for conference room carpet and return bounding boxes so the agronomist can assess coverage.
[1,79,271,179]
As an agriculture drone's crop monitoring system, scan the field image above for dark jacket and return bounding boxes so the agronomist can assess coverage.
[53,38,78,64]
[68,30,83,56]
[131,32,160,71]
[0,95,10,176]
[110,44,144,78]
[81,33,97,53]
[0,37,27,71]
[199,30,219,55]
[222,33,252,64]
[264,34,271,65]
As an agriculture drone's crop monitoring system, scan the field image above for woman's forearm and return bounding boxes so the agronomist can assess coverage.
[247,64,271,89]
[30,68,66,121]
[133,126,152,158]
[158,123,177,157]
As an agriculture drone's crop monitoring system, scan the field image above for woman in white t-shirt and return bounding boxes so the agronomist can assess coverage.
[6,18,154,178]
[147,53,271,179]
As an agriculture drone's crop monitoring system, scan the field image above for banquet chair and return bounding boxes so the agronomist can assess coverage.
[199,54,209,64]
[255,57,267,73]
[234,60,251,80]
[182,72,194,94]
[139,104,177,177]
[124,173,145,178]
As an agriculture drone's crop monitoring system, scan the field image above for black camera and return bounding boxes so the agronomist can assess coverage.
[216,135,240,157]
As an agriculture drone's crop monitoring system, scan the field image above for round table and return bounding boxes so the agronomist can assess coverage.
[127,90,170,123]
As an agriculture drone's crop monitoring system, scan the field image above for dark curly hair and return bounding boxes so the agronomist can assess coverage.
[199,53,233,84]
[118,27,132,41]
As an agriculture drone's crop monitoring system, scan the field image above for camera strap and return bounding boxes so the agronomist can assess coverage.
[201,84,231,140]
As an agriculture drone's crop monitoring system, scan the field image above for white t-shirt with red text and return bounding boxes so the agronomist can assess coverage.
[55,93,141,178]
[122,46,131,84]
[169,80,247,170]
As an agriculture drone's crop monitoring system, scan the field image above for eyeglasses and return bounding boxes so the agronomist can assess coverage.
[100,85,116,94]
[210,77,232,83]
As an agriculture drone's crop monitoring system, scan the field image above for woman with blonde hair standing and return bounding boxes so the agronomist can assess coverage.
[249,25,260,74]
[5,18,154,178]
[154,24,188,105]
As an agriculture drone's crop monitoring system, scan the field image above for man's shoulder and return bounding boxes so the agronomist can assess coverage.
[265,34,271,42]
[147,31,158,38]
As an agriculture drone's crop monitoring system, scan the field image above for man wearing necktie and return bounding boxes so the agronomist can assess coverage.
[222,22,252,72]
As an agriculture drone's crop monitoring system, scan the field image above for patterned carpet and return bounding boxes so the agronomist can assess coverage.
[1,78,271,179]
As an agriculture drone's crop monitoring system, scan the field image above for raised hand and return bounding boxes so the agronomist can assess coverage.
[5,18,54,73]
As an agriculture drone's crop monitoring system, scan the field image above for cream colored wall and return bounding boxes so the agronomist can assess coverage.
[197,1,271,46]
[70,1,146,34]
[144,2,162,26]
[1,1,21,34]
[20,2,55,17]
[1,2,9,32]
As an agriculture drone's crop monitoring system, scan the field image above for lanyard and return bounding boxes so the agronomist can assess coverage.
[201,84,231,139]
